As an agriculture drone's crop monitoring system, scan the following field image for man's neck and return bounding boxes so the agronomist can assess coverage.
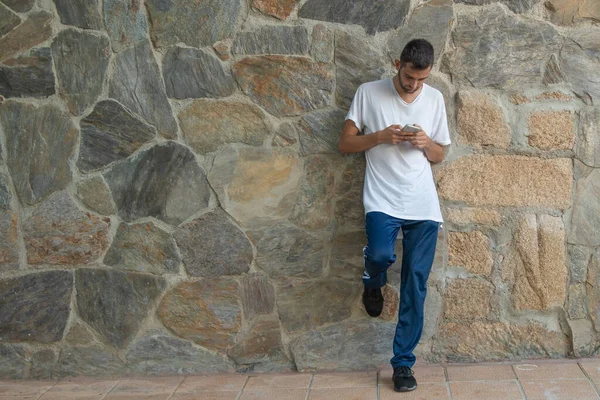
[393,75,421,104]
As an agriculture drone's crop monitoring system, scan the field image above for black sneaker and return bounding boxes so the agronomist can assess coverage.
[393,366,417,392]
[362,287,383,317]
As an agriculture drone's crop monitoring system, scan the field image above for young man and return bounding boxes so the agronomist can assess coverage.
[338,39,451,392]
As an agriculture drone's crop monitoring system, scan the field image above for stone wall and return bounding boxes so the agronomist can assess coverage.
[0,0,599,378]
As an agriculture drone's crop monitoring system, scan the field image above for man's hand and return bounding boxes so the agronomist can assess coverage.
[378,124,405,145]
[403,124,430,149]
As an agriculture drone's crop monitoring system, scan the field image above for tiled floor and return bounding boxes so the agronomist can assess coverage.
[2,359,600,399]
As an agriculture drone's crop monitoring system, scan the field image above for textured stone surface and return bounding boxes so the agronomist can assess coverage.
[158,278,242,350]
[546,0,600,25]
[290,155,335,229]
[310,24,333,63]
[0,344,27,379]
[445,208,501,226]
[0,101,76,205]
[298,108,346,155]
[104,222,180,275]
[208,146,301,227]
[586,249,600,331]
[334,155,366,228]
[229,317,286,365]
[234,56,334,117]
[273,122,299,148]
[528,110,575,150]
[568,319,596,357]
[174,208,253,277]
[23,191,110,265]
[233,26,309,55]
[104,141,211,225]
[0,48,54,99]
[147,0,242,48]
[104,0,148,52]
[576,107,600,167]
[335,30,386,109]
[568,245,592,284]
[0,3,20,36]
[0,175,17,270]
[0,174,10,209]
[560,34,600,105]
[380,284,399,321]
[163,46,236,100]
[329,230,367,281]
[456,91,511,148]
[75,176,117,215]
[78,100,156,172]
[53,0,103,30]
[0,271,72,343]
[213,39,232,61]
[55,345,127,377]
[0,211,19,271]
[436,321,570,362]
[299,0,410,35]
[0,11,53,62]
[30,349,56,379]
[454,0,539,13]
[127,331,234,374]
[448,231,493,275]
[436,155,572,209]
[64,321,98,347]
[276,279,360,332]
[444,5,561,88]
[252,0,297,19]
[504,215,567,311]
[0,0,34,12]
[52,29,110,115]
[179,100,269,154]
[76,268,166,349]
[249,225,325,278]
[109,40,178,138]
[544,54,566,85]
[444,278,494,321]
[241,273,275,319]
[567,283,587,320]
[569,169,600,246]
[387,0,452,64]
[291,320,396,371]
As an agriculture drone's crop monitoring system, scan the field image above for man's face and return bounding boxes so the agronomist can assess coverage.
[395,61,431,94]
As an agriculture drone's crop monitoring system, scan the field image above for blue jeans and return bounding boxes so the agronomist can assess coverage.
[363,212,439,369]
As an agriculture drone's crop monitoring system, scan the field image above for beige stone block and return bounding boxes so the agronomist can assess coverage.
[504,215,567,311]
[437,321,570,361]
[534,92,573,102]
[528,110,575,150]
[380,284,399,321]
[448,231,493,275]
[509,93,530,105]
[444,278,493,321]
[208,146,301,227]
[546,0,600,25]
[445,208,501,226]
[435,155,572,209]
[457,91,511,148]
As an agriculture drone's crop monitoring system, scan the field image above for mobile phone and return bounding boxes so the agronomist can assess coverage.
[402,124,420,133]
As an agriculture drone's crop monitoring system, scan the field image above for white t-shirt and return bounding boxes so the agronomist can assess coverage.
[345,79,451,222]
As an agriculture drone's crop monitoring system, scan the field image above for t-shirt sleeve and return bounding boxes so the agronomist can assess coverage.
[345,85,366,131]
[431,93,451,146]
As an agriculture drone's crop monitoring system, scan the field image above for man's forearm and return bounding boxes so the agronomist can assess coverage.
[339,131,382,153]
[424,139,445,163]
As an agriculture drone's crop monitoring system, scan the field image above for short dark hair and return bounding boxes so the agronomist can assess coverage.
[400,39,434,70]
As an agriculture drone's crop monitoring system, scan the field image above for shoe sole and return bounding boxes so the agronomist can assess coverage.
[394,385,417,392]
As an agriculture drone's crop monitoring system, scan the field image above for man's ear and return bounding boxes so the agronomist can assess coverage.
[394,59,401,71]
